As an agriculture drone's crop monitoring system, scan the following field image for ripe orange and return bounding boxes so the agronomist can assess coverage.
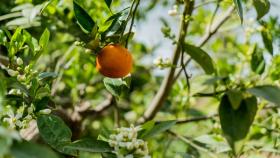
[96,44,133,78]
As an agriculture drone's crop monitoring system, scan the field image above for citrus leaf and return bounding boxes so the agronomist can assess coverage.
[253,0,270,20]
[251,44,265,74]
[37,115,77,156]
[73,1,95,33]
[247,85,280,105]
[226,90,243,110]
[219,95,257,149]
[39,28,50,50]
[184,43,215,74]
[261,27,273,55]
[233,0,243,23]
[63,139,112,153]
[103,78,127,97]
[11,141,59,158]
[104,0,112,8]
[141,120,176,139]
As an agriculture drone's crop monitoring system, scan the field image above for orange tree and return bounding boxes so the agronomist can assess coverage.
[0,0,280,157]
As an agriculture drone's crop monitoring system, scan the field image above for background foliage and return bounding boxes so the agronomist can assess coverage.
[1,0,280,158]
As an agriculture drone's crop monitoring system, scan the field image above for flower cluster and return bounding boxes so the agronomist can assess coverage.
[2,56,52,130]
[153,56,172,69]
[108,125,151,158]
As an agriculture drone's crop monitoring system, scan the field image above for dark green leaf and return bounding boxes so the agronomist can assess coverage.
[103,78,127,97]
[219,95,257,148]
[253,0,270,20]
[73,1,96,33]
[37,114,77,156]
[104,0,112,8]
[247,85,280,105]
[233,0,243,23]
[261,28,273,55]
[11,141,59,158]
[63,139,111,153]
[251,44,265,74]
[226,90,243,110]
[141,120,176,139]
[184,43,215,74]
[139,121,155,138]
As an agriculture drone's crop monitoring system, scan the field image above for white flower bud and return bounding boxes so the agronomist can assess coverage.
[153,56,163,66]
[17,74,26,82]
[168,9,177,16]
[7,69,18,77]
[164,58,172,65]
[16,57,23,65]
[85,49,92,53]
[116,134,123,142]
[39,109,52,115]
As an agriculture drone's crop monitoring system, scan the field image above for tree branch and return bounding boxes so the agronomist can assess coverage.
[173,6,235,81]
[137,0,195,123]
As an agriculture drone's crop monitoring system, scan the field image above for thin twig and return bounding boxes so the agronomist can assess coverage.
[173,6,235,81]
[176,114,218,124]
[180,49,191,93]
[168,130,218,158]
[137,0,195,124]
[125,0,140,48]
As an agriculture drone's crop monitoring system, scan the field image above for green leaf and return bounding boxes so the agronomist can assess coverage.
[261,27,273,55]
[9,28,24,57]
[103,78,127,97]
[253,0,270,20]
[39,28,50,50]
[37,114,77,156]
[104,0,112,8]
[219,95,257,150]
[251,44,265,74]
[233,0,243,23]
[226,90,243,110]
[23,30,39,53]
[0,29,8,46]
[101,8,129,38]
[38,72,57,81]
[247,85,280,105]
[11,141,59,158]
[183,43,215,74]
[63,139,112,153]
[73,1,96,33]
[139,121,155,138]
[141,120,176,139]
[6,79,30,97]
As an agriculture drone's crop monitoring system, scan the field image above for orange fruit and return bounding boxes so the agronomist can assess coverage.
[96,44,133,78]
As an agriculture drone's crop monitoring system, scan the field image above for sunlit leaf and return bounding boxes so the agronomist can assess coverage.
[141,120,176,139]
[247,85,280,105]
[233,0,243,23]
